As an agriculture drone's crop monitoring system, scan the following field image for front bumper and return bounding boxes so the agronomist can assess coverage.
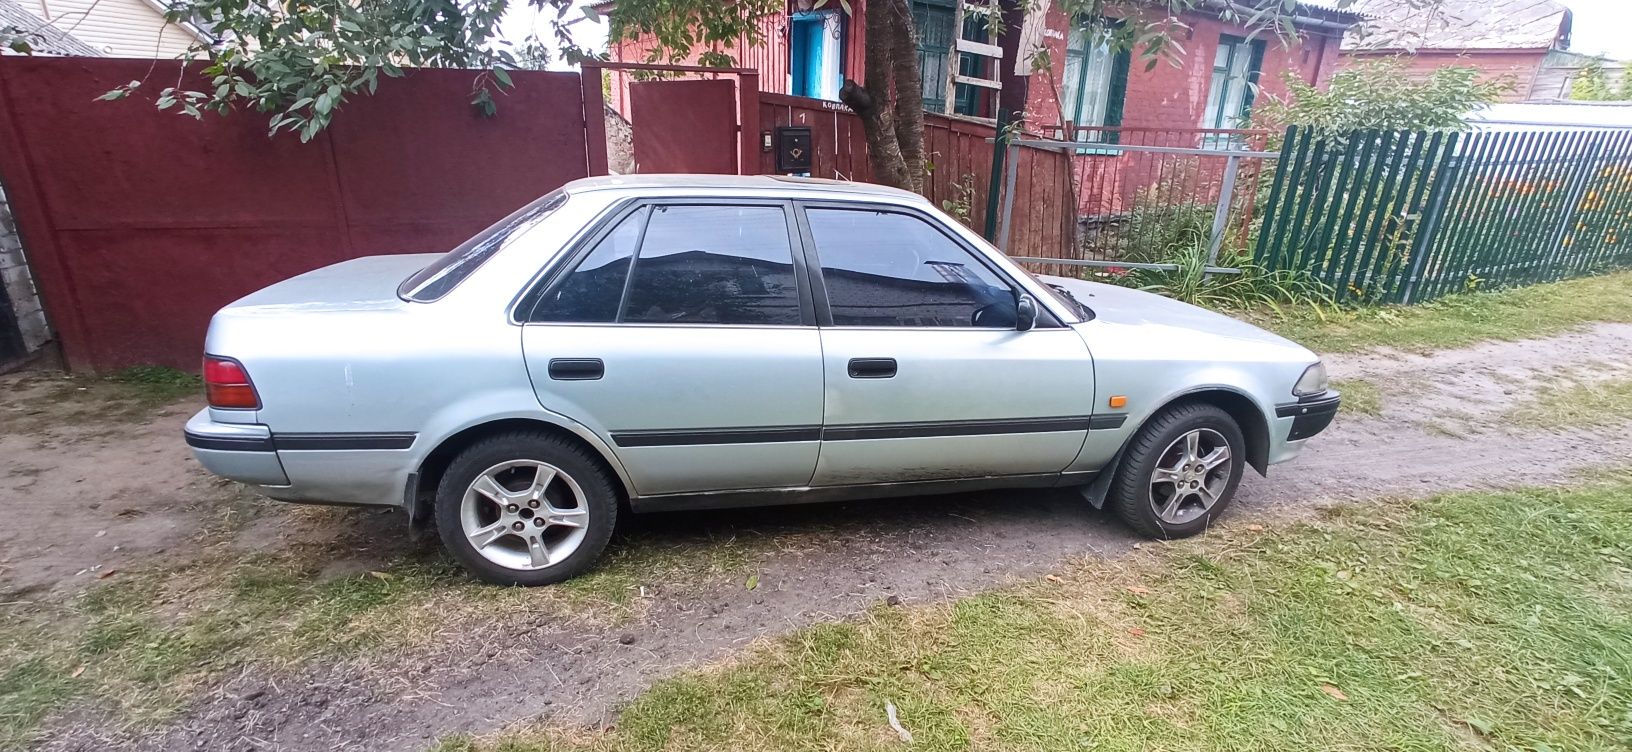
[1275,392,1341,441]
[184,409,290,485]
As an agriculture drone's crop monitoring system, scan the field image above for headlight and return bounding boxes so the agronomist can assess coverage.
[1293,362,1329,397]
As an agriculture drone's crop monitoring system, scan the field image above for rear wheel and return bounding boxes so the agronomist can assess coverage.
[434,431,617,586]
[1109,403,1245,539]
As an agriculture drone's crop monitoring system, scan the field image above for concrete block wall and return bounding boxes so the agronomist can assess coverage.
[0,183,51,355]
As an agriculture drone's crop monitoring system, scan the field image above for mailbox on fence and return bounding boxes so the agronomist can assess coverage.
[775,126,813,174]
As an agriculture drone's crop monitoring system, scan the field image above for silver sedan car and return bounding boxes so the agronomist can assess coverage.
[184,175,1339,585]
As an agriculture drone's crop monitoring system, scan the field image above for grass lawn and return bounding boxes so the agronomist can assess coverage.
[445,475,1632,752]
[1242,270,1632,354]
[0,521,756,748]
[1510,376,1632,430]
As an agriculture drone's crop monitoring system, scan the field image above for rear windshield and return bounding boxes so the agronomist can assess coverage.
[398,190,569,302]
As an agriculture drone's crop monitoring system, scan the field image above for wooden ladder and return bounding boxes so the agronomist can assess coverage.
[943,0,1004,115]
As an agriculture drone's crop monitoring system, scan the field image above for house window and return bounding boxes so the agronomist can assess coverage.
[1201,34,1266,132]
[914,1,996,117]
[913,1,955,112]
[1060,20,1130,144]
[791,10,844,101]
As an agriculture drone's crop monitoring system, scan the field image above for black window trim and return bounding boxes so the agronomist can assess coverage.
[793,199,1065,330]
[514,197,817,328]
[404,189,571,304]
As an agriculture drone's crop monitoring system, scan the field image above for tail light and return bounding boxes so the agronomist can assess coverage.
[203,355,260,409]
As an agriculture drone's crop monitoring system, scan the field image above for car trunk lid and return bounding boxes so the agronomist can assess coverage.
[222,254,440,314]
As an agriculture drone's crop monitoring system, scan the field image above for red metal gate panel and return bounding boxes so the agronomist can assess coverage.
[630,79,739,174]
[0,58,593,371]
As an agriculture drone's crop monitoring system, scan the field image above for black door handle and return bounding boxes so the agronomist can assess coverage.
[848,357,897,379]
[548,358,604,380]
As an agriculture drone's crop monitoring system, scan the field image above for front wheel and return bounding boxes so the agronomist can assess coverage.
[434,431,618,586]
[1108,402,1246,539]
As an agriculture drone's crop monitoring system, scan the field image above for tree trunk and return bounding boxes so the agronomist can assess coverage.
[838,0,924,192]
[884,0,925,192]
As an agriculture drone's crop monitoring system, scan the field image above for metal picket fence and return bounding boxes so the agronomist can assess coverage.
[1254,125,1632,304]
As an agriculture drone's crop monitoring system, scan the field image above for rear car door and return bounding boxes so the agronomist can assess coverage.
[797,203,1097,486]
[519,201,823,496]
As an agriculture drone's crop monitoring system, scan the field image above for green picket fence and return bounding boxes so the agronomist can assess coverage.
[1254,125,1632,304]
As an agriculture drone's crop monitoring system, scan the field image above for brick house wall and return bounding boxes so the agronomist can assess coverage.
[1019,8,1343,219]
[1023,6,1342,130]
[0,183,51,359]
[1341,49,1550,102]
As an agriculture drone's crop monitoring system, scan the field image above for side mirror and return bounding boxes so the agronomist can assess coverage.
[1015,294,1037,332]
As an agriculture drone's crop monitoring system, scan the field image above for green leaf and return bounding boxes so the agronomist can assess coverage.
[492,67,513,89]
[95,89,127,101]
[745,573,759,590]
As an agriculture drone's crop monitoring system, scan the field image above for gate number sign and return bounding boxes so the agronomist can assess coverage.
[775,126,813,174]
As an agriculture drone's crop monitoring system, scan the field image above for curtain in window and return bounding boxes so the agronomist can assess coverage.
[1062,24,1115,141]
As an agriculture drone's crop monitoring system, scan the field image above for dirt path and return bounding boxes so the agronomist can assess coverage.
[14,322,1632,752]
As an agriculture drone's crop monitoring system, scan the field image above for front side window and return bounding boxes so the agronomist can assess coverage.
[805,208,1017,328]
[400,190,567,302]
[1060,20,1130,145]
[1202,34,1267,136]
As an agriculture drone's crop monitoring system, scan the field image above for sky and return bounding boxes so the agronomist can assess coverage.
[498,1,609,70]
[1559,0,1632,60]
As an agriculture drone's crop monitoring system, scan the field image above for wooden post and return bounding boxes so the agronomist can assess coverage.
[738,72,760,175]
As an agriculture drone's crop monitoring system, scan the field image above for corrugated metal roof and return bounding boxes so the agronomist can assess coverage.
[0,0,104,56]
[1342,0,1570,51]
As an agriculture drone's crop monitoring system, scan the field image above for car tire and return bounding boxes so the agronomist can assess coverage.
[434,431,618,586]
[1108,402,1246,540]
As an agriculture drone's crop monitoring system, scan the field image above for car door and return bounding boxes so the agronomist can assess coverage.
[798,202,1097,486]
[519,200,823,496]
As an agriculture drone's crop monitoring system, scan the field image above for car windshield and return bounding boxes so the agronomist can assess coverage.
[398,190,568,302]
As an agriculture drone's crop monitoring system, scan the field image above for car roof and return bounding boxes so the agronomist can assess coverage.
[562,174,930,204]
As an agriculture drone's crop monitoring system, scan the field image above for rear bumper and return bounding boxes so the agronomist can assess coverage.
[183,409,412,507]
[1275,392,1341,442]
[184,410,289,486]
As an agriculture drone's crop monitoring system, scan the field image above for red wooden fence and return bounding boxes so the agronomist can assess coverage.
[0,59,1080,372]
[0,58,595,371]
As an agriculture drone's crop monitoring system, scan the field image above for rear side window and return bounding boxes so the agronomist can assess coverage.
[399,190,567,302]
[621,205,801,325]
[532,207,645,323]
[804,208,1017,327]
[528,204,803,326]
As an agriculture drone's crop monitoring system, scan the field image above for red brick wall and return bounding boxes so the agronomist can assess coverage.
[1020,8,1338,219]
[1023,7,1340,130]
[1340,50,1548,103]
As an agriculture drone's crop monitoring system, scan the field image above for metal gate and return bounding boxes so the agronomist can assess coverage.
[629,79,741,174]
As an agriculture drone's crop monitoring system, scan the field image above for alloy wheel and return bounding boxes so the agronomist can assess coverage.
[459,459,589,571]
[1148,427,1233,526]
